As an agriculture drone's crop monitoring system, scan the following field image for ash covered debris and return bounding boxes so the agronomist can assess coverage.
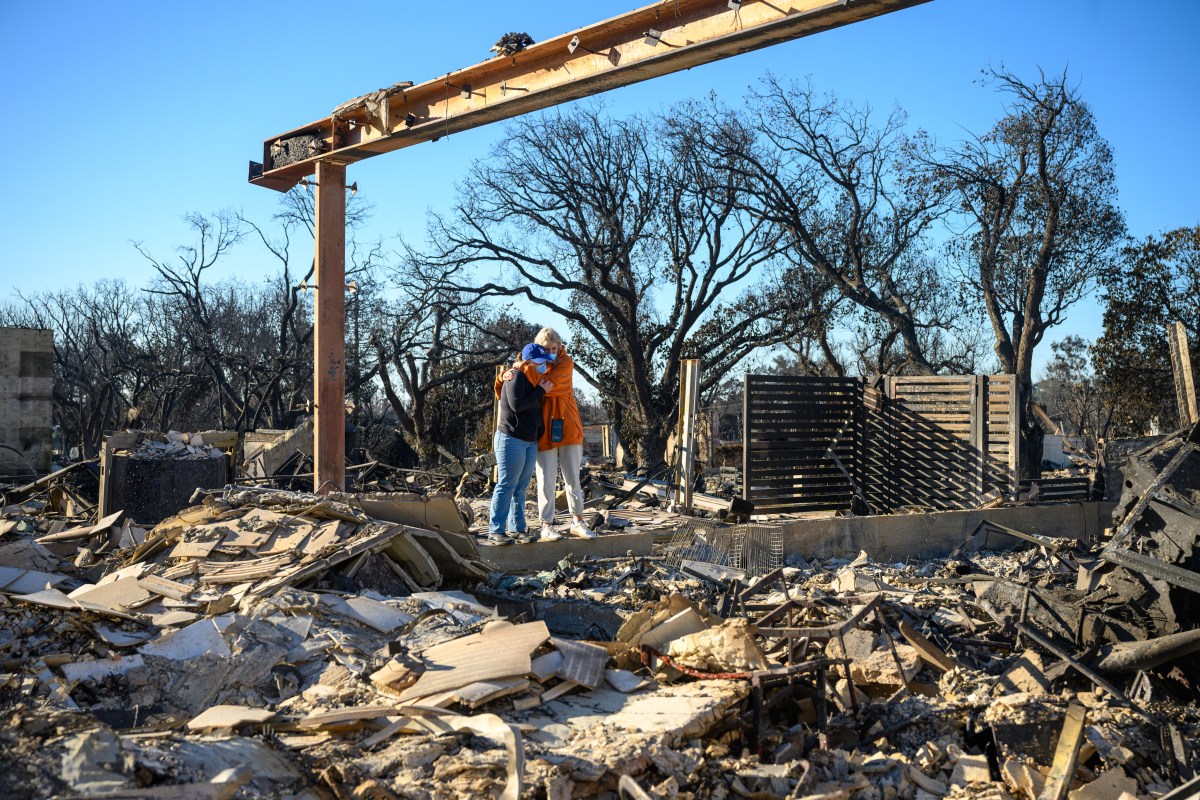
[116,430,226,461]
[491,32,535,57]
[2,450,1200,798]
[269,134,327,170]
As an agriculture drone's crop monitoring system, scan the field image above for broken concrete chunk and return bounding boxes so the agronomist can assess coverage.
[1001,758,1045,799]
[666,618,770,673]
[187,704,276,731]
[907,765,948,796]
[948,752,991,786]
[370,658,419,693]
[605,668,650,693]
[1067,767,1140,800]
[140,617,232,660]
[640,608,708,652]
[602,682,749,739]
[850,645,921,693]
[60,728,129,794]
[998,649,1052,694]
[60,655,145,684]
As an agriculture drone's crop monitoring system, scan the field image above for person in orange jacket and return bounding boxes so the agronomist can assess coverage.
[497,327,595,541]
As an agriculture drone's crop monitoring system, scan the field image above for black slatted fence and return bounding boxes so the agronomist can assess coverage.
[743,374,1019,514]
[742,375,864,514]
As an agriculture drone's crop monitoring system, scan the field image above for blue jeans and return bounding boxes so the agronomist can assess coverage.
[489,431,538,535]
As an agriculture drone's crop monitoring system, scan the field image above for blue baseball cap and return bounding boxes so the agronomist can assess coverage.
[521,343,550,363]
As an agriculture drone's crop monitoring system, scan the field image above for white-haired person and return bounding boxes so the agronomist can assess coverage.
[499,327,595,541]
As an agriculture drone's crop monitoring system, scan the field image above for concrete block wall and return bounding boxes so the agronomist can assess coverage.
[0,327,54,476]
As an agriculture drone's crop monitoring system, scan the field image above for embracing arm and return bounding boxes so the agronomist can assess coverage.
[510,373,550,412]
[543,354,575,398]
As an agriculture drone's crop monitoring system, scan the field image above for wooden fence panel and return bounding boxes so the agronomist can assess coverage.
[863,382,890,514]
[885,376,980,510]
[743,373,1020,515]
[985,374,1020,502]
[743,375,864,514]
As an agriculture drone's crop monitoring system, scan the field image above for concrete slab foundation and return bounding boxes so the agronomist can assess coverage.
[480,530,653,573]
[477,503,1116,573]
[778,501,1117,563]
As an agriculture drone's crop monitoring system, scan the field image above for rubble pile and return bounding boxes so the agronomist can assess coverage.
[1,430,1199,798]
[116,431,226,461]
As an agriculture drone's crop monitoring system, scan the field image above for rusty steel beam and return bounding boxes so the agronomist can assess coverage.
[313,161,347,493]
[248,0,932,191]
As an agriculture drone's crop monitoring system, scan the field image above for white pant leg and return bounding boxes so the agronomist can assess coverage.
[557,444,586,519]
[535,448,559,524]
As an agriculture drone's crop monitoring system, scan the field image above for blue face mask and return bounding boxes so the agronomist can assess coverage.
[546,352,558,362]
[535,362,548,374]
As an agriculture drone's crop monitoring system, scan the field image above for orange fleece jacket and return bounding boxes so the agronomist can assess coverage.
[494,351,584,450]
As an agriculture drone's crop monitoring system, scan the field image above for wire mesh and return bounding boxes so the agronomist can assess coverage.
[664,518,784,578]
[737,523,784,577]
[663,517,736,571]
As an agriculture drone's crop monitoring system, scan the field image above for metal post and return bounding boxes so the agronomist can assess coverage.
[972,374,987,504]
[709,408,719,466]
[491,364,505,483]
[675,359,700,513]
[313,160,347,494]
[743,373,751,505]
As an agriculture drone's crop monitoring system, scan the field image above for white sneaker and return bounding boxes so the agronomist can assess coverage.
[568,521,596,540]
[539,524,563,542]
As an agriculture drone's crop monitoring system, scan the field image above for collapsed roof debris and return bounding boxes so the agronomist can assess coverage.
[490,32,535,57]
[1,428,1199,798]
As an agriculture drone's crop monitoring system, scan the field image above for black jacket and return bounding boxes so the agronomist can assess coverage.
[496,372,546,442]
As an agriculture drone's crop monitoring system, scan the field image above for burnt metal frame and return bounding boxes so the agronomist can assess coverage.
[1101,436,1200,595]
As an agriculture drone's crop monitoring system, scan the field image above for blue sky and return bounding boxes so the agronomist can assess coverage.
[1,0,1197,377]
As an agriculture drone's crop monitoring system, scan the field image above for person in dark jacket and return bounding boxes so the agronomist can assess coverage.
[487,343,554,544]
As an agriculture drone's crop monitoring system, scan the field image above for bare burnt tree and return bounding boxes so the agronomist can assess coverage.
[4,282,149,456]
[928,67,1125,474]
[237,189,384,430]
[371,280,534,465]
[135,190,376,435]
[1094,226,1200,435]
[1038,335,1111,440]
[136,211,251,430]
[408,105,828,467]
[685,78,968,377]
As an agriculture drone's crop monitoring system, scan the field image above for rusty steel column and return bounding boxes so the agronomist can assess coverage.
[313,160,346,493]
